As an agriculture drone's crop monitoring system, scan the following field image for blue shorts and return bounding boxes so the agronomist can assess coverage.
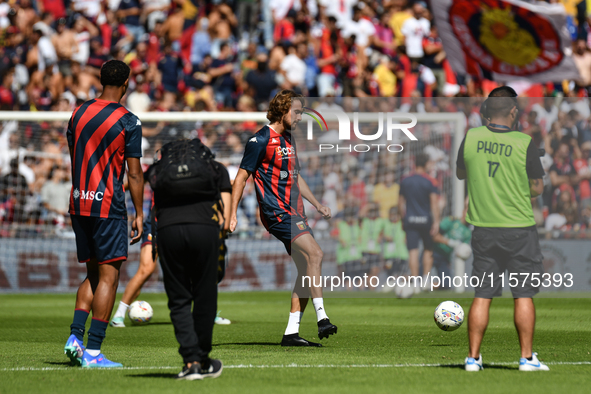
[71,215,128,264]
[268,215,314,255]
[404,221,434,251]
[141,212,156,247]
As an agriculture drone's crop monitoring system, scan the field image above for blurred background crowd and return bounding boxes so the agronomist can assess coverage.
[2,0,591,240]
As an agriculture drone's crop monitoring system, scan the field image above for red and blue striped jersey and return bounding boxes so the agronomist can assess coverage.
[239,125,305,230]
[67,99,142,219]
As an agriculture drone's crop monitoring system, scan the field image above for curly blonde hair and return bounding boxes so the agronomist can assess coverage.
[267,89,304,124]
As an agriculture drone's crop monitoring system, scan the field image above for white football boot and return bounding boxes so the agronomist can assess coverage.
[519,352,550,371]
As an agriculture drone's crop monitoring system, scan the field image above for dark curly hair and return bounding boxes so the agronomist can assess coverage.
[267,89,304,124]
[100,60,130,87]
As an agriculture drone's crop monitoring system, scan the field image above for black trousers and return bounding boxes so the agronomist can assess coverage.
[158,224,220,364]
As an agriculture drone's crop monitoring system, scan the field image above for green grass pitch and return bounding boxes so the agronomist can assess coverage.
[1,292,590,394]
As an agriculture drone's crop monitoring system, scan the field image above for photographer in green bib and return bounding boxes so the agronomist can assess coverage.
[456,86,549,372]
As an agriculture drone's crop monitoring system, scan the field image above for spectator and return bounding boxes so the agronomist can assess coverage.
[316,16,341,97]
[573,39,591,91]
[237,0,258,47]
[422,25,446,94]
[118,0,144,47]
[209,42,236,108]
[40,164,70,226]
[279,43,307,91]
[274,9,296,43]
[127,74,151,113]
[72,16,99,66]
[548,138,586,211]
[244,52,277,108]
[28,22,57,72]
[190,18,212,67]
[52,18,78,81]
[142,0,170,32]
[157,42,184,94]
[373,171,400,219]
[0,158,29,223]
[401,1,430,62]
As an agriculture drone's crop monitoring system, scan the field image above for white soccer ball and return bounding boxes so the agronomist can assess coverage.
[127,301,153,325]
[455,243,472,260]
[434,301,464,331]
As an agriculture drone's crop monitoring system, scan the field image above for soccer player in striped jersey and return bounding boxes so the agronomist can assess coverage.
[229,90,338,347]
[63,60,144,368]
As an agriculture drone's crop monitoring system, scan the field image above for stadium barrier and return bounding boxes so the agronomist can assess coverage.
[0,237,589,293]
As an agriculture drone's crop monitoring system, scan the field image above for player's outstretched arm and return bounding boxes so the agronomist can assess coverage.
[298,176,331,219]
[126,157,144,244]
[229,168,251,233]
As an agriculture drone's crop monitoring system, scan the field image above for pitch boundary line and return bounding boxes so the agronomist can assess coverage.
[1,361,590,372]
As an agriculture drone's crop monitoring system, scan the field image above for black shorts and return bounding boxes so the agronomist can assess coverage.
[471,226,544,298]
[404,221,434,251]
[268,215,314,255]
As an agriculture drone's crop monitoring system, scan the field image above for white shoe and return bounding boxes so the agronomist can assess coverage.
[519,352,549,371]
[396,281,414,298]
[109,316,125,328]
[214,311,231,325]
[464,354,483,371]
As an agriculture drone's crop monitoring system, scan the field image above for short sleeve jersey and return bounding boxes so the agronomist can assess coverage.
[399,173,439,224]
[67,99,142,219]
[239,125,305,229]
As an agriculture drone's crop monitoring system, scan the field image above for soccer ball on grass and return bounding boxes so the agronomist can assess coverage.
[128,301,153,325]
[434,301,464,331]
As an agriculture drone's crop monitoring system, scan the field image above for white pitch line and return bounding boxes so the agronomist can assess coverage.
[1,361,590,372]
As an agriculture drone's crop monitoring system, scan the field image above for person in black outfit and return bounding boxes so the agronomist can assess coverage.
[155,156,232,380]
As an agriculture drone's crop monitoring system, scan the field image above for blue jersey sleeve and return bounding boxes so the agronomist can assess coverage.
[125,114,143,158]
[66,116,74,147]
[429,178,439,195]
[240,133,267,173]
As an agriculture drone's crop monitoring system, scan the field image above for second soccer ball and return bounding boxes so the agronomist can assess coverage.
[128,301,154,325]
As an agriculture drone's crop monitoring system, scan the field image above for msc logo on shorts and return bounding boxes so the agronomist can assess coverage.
[73,188,104,201]
[296,221,307,230]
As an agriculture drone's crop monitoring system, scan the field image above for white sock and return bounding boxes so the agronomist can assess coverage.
[86,349,100,357]
[114,301,129,319]
[284,312,303,335]
[312,298,328,322]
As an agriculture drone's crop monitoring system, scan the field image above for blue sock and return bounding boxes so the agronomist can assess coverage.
[86,318,109,351]
[70,309,89,342]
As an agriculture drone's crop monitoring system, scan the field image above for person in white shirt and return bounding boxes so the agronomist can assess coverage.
[319,0,357,28]
[32,23,58,72]
[401,1,430,60]
[280,43,307,90]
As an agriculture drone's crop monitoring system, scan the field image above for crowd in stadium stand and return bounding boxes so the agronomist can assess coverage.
[1,0,591,239]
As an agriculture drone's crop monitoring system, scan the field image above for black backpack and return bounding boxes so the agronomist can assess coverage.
[148,138,220,206]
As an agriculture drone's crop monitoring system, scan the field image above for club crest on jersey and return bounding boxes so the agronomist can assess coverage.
[249,136,257,143]
[296,221,306,230]
[73,189,103,201]
[280,171,288,179]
